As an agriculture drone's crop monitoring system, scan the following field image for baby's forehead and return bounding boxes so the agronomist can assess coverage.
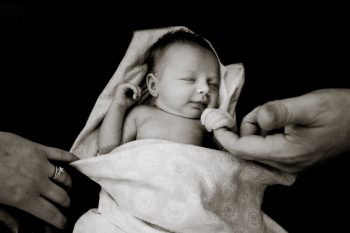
[159,43,219,67]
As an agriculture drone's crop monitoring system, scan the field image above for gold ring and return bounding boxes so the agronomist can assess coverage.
[51,166,65,183]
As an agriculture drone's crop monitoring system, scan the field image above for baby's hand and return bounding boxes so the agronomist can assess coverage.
[113,83,142,108]
[201,108,235,132]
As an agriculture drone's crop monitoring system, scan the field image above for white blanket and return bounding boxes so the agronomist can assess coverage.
[71,139,295,233]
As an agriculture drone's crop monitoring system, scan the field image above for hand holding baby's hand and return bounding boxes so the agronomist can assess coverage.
[113,83,142,108]
[201,108,235,132]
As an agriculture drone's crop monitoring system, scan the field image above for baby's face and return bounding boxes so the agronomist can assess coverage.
[155,44,220,119]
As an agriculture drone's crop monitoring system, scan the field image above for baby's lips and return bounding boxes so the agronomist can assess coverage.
[190,102,207,110]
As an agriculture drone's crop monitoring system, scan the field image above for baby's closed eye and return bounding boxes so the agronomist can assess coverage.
[180,77,196,82]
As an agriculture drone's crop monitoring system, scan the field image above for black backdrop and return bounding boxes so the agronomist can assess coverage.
[1,2,350,232]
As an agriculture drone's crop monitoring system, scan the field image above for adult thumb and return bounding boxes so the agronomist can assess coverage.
[256,95,316,131]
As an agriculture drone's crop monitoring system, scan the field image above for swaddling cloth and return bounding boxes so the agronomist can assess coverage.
[71,139,295,233]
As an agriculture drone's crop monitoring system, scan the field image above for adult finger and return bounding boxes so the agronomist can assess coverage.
[22,197,66,229]
[42,182,71,208]
[42,146,78,162]
[240,106,261,136]
[214,128,293,162]
[0,207,19,233]
[48,165,73,188]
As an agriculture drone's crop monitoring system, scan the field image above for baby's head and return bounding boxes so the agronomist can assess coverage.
[144,30,220,119]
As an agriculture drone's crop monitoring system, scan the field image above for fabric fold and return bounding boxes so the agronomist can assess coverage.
[71,139,295,233]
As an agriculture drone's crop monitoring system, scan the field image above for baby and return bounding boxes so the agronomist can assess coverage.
[99,30,234,154]
[73,29,294,233]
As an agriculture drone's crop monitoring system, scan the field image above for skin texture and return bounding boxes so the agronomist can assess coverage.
[205,89,350,173]
[0,132,78,229]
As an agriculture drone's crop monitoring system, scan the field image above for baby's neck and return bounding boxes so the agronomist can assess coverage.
[155,107,200,123]
[155,106,201,120]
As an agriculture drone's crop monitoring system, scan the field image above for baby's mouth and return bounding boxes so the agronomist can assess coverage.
[189,101,208,109]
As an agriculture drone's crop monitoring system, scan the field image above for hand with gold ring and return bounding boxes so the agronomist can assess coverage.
[51,166,66,184]
[0,132,78,229]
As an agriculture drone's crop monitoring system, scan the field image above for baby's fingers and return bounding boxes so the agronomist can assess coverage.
[201,108,211,124]
[211,117,235,130]
[134,86,142,99]
[123,83,141,100]
[202,109,235,132]
[201,108,215,132]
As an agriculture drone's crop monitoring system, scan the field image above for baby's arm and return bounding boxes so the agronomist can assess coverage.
[99,83,141,154]
[121,107,139,144]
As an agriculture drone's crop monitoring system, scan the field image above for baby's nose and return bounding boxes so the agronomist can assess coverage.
[196,82,210,95]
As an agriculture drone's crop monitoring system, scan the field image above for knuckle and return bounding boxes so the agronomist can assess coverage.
[260,102,278,122]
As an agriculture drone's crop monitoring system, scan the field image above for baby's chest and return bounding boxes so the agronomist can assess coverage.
[137,117,205,145]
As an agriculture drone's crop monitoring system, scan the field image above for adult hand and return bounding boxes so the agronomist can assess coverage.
[0,132,78,229]
[213,89,350,173]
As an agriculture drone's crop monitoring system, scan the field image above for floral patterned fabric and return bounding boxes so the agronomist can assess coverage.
[72,139,295,233]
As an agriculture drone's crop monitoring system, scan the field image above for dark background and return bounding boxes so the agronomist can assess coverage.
[1,1,350,232]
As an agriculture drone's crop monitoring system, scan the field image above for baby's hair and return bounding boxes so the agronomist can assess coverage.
[144,29,216,75]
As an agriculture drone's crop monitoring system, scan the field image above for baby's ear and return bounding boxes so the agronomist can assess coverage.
[146,73,159,97]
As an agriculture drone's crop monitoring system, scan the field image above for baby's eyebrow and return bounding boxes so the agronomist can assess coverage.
[182,70,196,75]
